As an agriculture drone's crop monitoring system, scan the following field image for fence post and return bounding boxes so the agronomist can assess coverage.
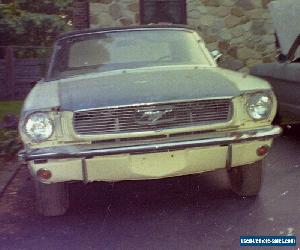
[4,46,16,99]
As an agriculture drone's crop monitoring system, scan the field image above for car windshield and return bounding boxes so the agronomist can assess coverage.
[47,29,212,80]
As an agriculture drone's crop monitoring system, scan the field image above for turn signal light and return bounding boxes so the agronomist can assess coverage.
[256,145,269,156]
[36,168,52,180]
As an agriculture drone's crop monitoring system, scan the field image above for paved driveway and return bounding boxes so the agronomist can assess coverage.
[0,133,299,250]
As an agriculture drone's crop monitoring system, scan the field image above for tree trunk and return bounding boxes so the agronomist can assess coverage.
[73,0,90,30]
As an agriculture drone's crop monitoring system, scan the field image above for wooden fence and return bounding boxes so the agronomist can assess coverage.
[0,46,49,100]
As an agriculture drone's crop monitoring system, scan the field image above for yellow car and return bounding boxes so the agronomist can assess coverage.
[19,25,281,216]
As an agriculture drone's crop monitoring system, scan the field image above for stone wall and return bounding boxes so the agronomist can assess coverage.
[89,0,276,72]
[187,0,276,72]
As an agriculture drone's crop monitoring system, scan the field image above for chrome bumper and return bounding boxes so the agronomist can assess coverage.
[19,126,282,162]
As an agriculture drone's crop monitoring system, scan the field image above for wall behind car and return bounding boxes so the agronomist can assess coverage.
[88,0,276,72]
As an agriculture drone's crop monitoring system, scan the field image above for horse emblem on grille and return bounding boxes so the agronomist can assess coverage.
[136,107,174,125]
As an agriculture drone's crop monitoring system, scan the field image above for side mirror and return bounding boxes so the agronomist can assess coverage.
[211,50,223,62]
[277,53,288,63]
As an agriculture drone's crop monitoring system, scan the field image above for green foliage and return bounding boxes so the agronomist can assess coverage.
[0,129,22,160]
[0,0,73,47]
[17,0,73,15]
[0,101,23,159]
[14,47,52,59]
[0,101,23,120]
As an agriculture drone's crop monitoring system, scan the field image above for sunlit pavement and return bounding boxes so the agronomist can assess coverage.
[0,131,299,250]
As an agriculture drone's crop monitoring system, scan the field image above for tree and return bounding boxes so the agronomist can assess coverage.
[0,0,73,47]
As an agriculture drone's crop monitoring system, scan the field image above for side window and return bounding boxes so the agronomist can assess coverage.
[140,0,186,24]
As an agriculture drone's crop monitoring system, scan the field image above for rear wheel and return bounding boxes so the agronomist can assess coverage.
[34,180,70,216]
[228,161,263,197]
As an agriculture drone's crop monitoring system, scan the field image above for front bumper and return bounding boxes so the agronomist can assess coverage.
[19,126,281,162]
[19,126,281,183]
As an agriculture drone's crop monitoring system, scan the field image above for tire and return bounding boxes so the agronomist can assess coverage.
[34,180,69,216]
[228,161,263,197]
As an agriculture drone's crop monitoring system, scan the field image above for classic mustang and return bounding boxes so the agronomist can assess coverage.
[19,25,281,216]
[251,0,300,123]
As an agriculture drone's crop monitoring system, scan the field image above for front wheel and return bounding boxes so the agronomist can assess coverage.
[34,180,70,216]
[228,161,263,197]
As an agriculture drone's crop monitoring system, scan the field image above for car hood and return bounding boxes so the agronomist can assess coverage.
[56,67,241,111]
[269,0,300,56]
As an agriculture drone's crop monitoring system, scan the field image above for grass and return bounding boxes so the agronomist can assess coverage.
[0,101,23,120]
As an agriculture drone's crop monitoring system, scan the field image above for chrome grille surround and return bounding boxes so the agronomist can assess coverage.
[73,99,233,135]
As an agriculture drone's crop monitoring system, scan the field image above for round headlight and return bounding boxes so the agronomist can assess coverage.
[247,93,273,120]
[24,112,53,142]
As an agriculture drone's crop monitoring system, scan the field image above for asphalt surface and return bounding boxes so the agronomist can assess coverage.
[0,131,299,250]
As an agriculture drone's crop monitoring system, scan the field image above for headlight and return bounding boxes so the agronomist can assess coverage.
[24,112,53,142]
[247,92,273,120]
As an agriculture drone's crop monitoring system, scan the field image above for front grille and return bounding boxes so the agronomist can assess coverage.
[73,99,232,135]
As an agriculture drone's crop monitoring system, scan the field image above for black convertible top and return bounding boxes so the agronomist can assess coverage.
[57,24,193,40]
